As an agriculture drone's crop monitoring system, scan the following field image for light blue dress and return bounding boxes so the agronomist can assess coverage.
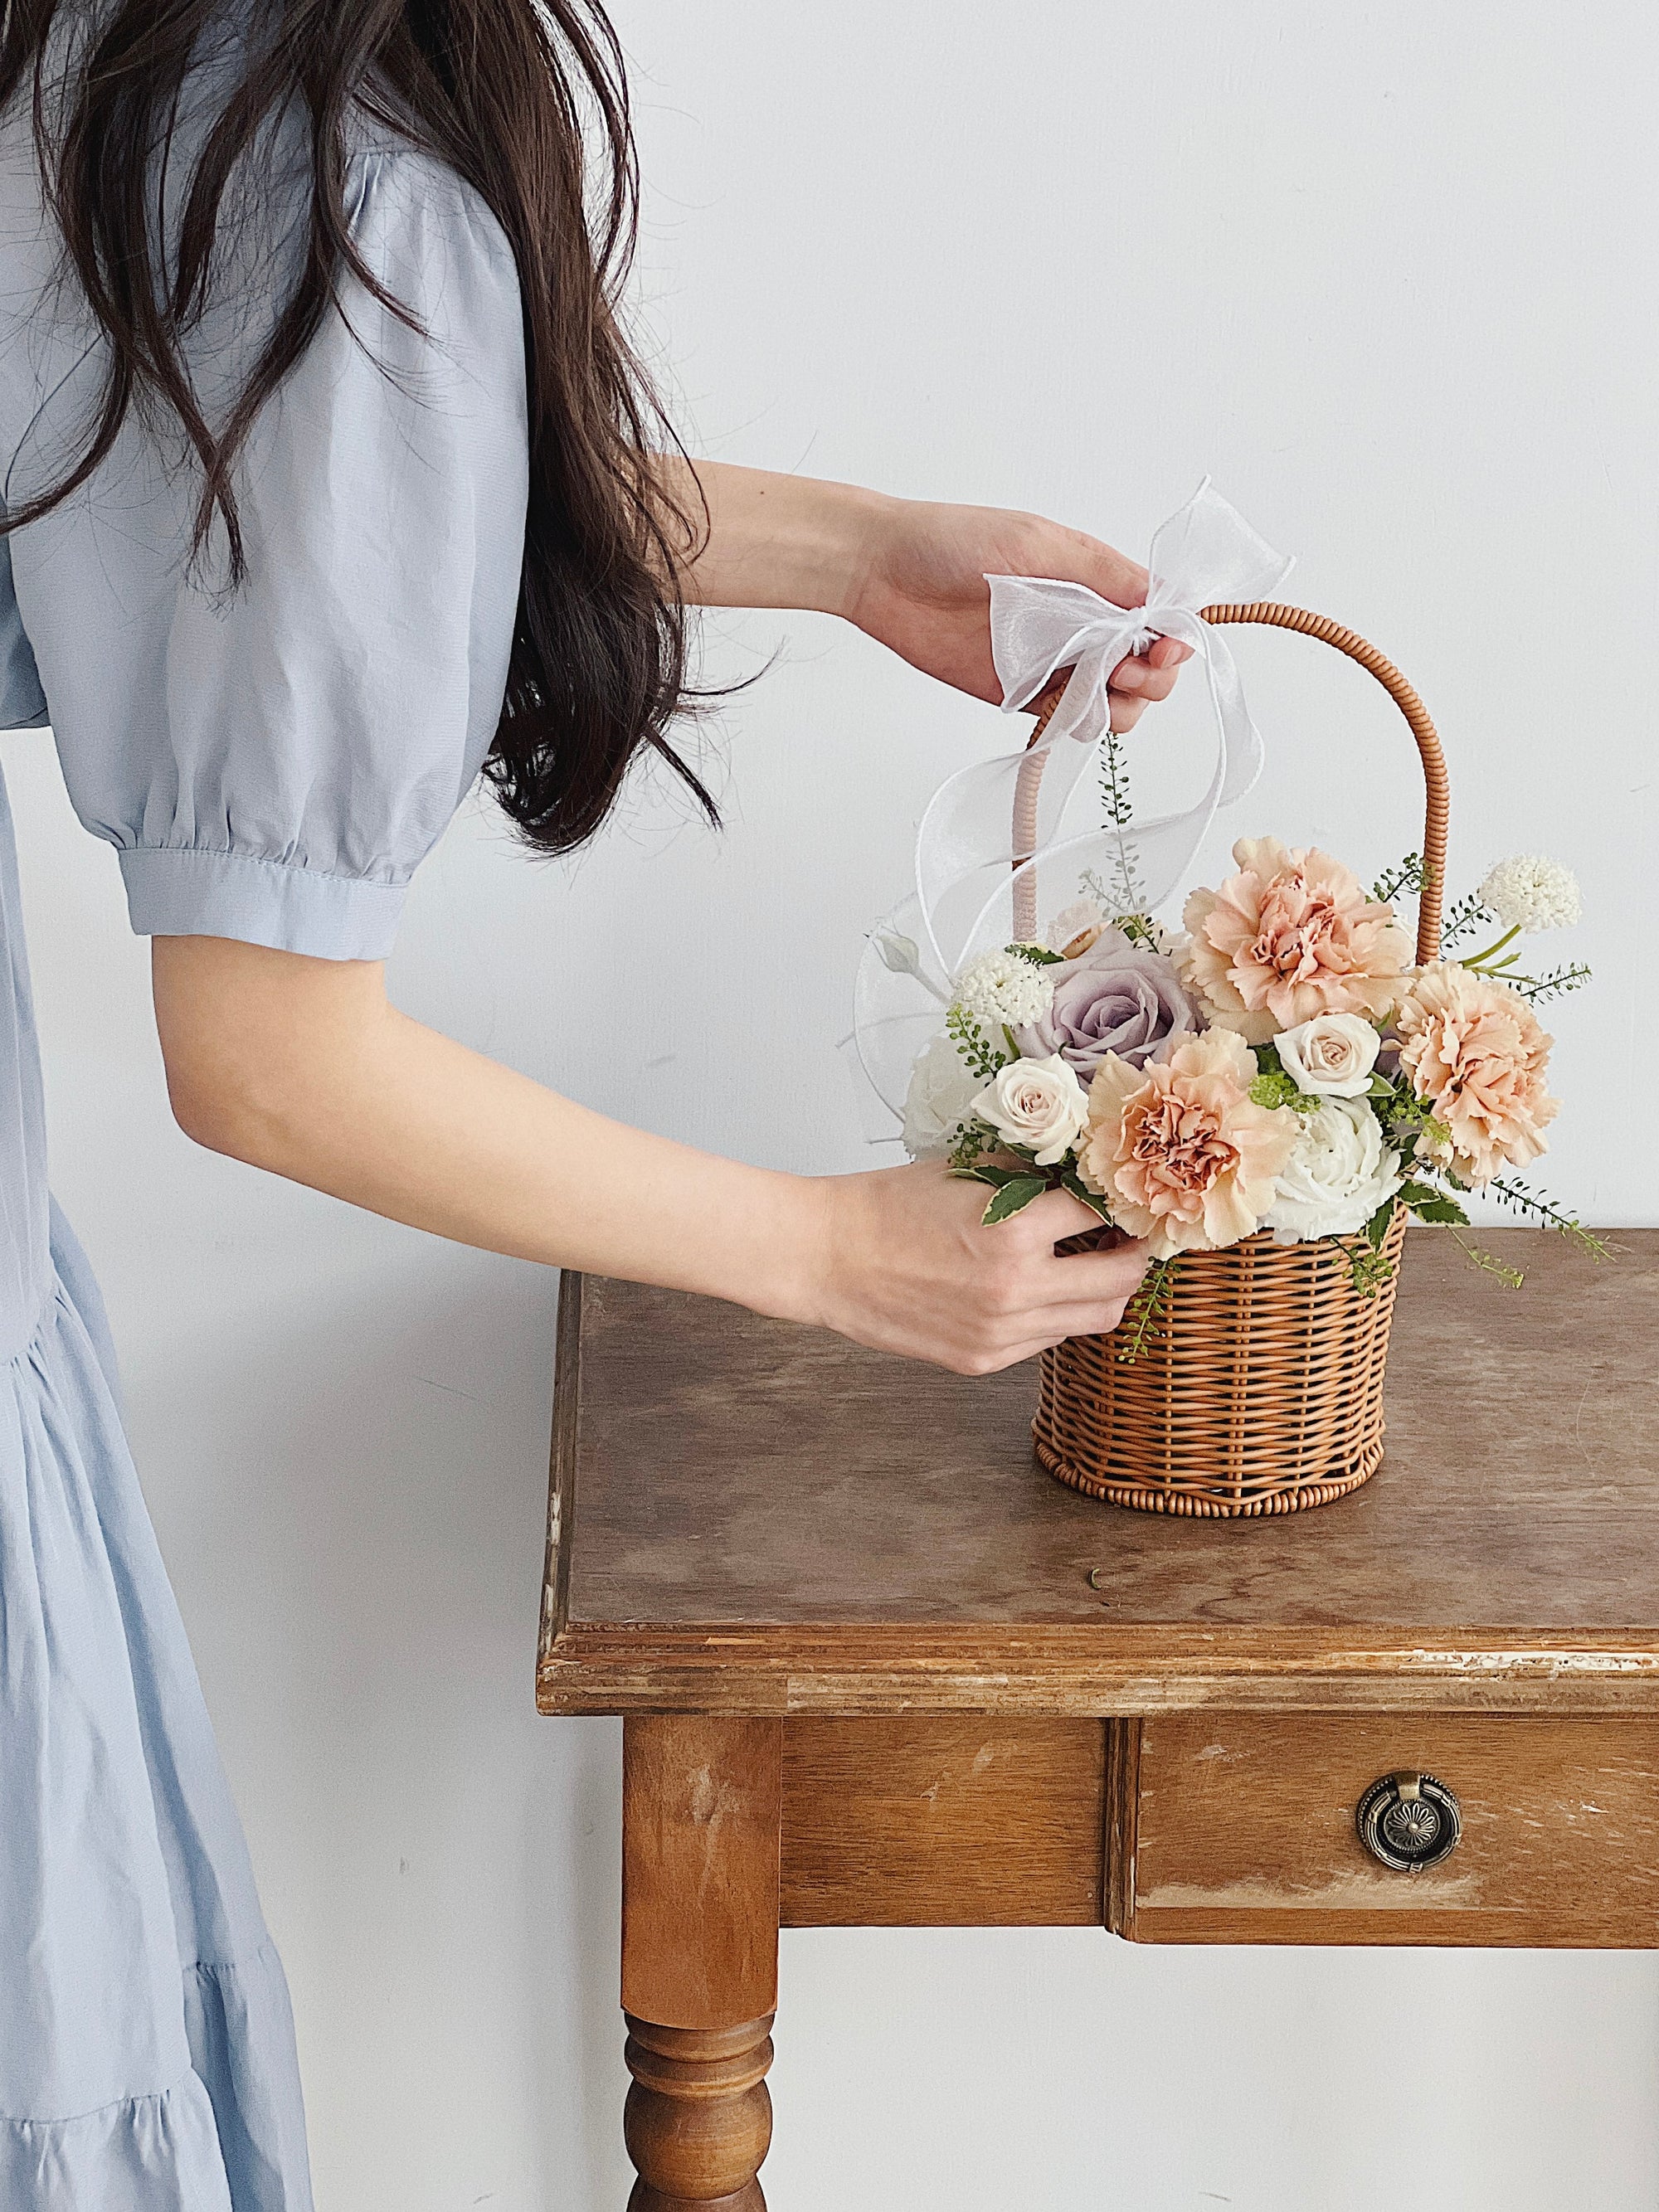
[0,66,529,2212]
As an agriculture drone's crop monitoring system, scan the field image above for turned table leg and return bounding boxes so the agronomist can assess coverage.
[620,1715,783,2210]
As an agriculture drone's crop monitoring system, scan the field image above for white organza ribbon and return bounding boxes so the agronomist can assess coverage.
[853,478,1294,1121]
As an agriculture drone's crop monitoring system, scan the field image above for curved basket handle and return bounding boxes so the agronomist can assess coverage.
[1015,603,1449,966]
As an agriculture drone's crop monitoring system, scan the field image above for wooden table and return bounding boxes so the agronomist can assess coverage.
[538,1228,1659,2211]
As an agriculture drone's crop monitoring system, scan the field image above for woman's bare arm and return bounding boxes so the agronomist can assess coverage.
[153,936,1149,1374]
[152,474,1199,1369]
[659,459,1193,721]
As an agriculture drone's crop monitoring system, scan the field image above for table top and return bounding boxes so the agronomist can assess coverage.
[538,1228,1659,1718]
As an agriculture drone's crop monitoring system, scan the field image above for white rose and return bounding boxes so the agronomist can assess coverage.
[970,1053,1089,1167]
[1045,897,1108,956]
[1266,1098,1403,1245]
[1276,1012,1382,1098]
[902,1031,983,1159]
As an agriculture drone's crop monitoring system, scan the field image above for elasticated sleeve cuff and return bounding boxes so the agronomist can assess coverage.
[119,847,407,962]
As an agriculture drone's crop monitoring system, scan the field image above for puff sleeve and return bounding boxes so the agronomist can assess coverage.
[9,145,529,960]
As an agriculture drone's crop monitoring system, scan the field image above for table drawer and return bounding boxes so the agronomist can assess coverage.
[1121,1714,1659,1947]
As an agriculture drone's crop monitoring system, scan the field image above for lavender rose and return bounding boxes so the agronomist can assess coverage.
[1013,927,1201,1079]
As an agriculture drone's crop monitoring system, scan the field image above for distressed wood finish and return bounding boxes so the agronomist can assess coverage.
[1126,1713,1659,1947]
[549,1229,1659,2195]
[621,1718,781,2209]
[781,1718,1105,1927]
[541,1231,1659,1718]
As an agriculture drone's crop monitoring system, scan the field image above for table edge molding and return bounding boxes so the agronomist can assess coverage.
[538,1621,1659,1716]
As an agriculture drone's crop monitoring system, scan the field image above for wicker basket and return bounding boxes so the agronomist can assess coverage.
[1028,602,1450,1517]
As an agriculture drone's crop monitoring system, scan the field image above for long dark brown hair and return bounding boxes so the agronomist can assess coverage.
[0,0,715,853]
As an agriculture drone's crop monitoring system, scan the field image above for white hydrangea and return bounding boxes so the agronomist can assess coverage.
[953,948,1056,1028]
[1478,854,1582,934]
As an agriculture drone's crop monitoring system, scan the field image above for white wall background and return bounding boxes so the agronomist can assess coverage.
[8,1,1659,2205]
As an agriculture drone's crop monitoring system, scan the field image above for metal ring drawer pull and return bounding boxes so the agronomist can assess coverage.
[1355,1770,1462,1872]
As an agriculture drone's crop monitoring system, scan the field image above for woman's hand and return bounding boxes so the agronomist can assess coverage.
[669,460,1193,730]
[805,1163,1151,1373]
[842,494,1192,729]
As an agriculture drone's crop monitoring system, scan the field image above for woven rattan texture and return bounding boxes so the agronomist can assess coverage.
[1034,1210,1408,1517]
[1029,604,1445,1515]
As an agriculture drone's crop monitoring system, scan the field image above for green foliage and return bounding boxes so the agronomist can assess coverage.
[980,1174,1050,1224]
[1117,1257,1176,1364]
[1329,1198,1400,1296]
[1438,887,1493,951]
[1407,1195,1469,1226]
[1249,1068,1321,1114]
[1450,1232,1525,1289]
[947,1121,989,1170]
[1097,725,1147,915]
[1060,1166,1112,1223]
[1371,852,1426,907]
[1007,941,1063,966]
[951,1161,1051,1224]
[1248,1041,1320,1114]
[946,1003,1009,1081]
[1508,961,1593,1005]
[1397,1177,1469,1228]
[1487,1176,1612,1261]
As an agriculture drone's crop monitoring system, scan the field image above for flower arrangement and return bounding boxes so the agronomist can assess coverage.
[901,804,1600,1341]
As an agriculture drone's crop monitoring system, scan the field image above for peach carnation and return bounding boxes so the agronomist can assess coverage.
[1078,1028,1298,1259]
[1394,961,1559,1186]
[1180,837,1411,1044]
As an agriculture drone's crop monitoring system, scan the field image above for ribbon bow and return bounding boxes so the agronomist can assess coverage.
[852,479,1293,1123]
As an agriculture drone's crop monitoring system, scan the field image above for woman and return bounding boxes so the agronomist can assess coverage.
[0,2,1183,2204]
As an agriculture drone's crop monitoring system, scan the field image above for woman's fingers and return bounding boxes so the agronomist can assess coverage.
[1013,1184,1122,1247]
[1105,634,1192,732]
[1006,1189,1151,1311]
[813,1164,1150,1377]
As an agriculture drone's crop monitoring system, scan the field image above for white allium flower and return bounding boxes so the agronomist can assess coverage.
[1478,854,1582,934]
[954,948,1056,1028]
[901,1031,982,1159]
[1265,1098,1403,1245]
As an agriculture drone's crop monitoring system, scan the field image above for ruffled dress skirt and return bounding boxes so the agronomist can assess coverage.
[0,1203,313,2210]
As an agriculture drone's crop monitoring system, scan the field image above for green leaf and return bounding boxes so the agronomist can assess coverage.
[1367,1073,1396,1100]
[1007,941,1064,965]
[1060,1167,1112,1222]
[1410,1196,1470,1226]
[1396,1179,1447,1210]
[980,1174,1050,1224]
[951,1163,1023,1189]
[1363,1198,1399,1249]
